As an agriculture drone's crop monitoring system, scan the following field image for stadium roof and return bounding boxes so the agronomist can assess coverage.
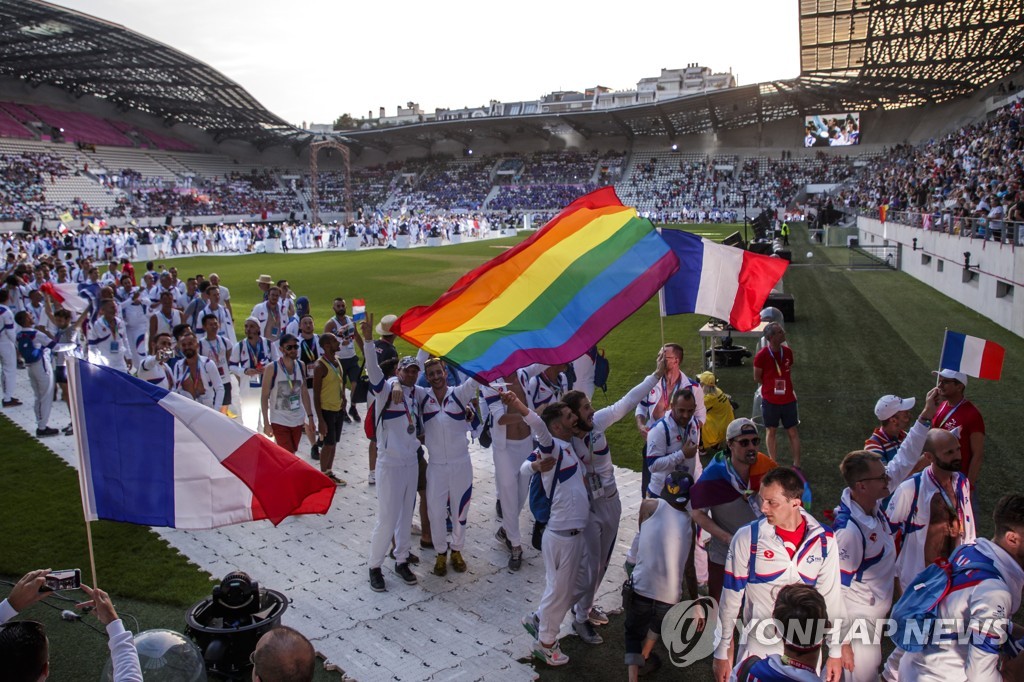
[0,0,305,149]
[0,0,1021,153]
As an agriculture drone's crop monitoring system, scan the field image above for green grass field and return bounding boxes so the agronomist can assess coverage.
[2,222,1020,680]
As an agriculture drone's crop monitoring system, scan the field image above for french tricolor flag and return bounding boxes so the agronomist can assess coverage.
[940,330,1005,381]
[352,298,366,322]
[658,229,789,331]
[67,358,336,529]
[40,281,99,315]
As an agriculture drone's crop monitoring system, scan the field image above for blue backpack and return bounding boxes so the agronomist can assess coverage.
[593,348,610,393]
[528,448,564,525]
[16,331,42,363]
[890,553,998,652]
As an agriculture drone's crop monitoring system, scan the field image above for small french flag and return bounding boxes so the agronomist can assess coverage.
[352,298,366,322]
[940,330,1005,381]
[658,229,789,331]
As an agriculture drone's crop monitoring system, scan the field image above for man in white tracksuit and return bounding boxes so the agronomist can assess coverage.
[832,389,937,681]
[502,392,588,668]
[713,467,845,682]
[487,375,533,571]
[563,353,666,644]
[898,494,1024,682]
[418,354,479,577]
[881,427,978,681]
[0,290,18,406]
[361,317,427,593]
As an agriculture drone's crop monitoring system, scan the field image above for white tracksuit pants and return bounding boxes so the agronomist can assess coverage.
[426,458,473,552]
[493,437,533,547]
[27,358,53,429]
[572,490,622,622]
[537,527,585,644]
[0,342,17,401]
[368,459,419,569]
[843,609,884,682]
[237,381,263,431]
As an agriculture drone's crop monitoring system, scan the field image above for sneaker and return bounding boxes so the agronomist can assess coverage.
[225,409,238,419]
[638,651,662,677]
[349,405,360,421]
[62,424,74,436]
[394,562,418,585]
[496,499,503,519]
[450,550,467,573]
[341,411,352,424]
[432,553,447,577]
[508,546,523,572]
[521,612,540,638]
[572,619,604,644]
[587,605,610,626]
[36,427,59,437]
[369,568,386,592]
[495,527,513,552]
[2,398,23,408]
[368,470,376,485]
[310,443,320,461]
[389,549,420,564]
[532,640,569,667]
[326,472,347,487]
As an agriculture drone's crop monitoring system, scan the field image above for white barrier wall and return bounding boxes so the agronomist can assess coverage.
[858,217,1024,337]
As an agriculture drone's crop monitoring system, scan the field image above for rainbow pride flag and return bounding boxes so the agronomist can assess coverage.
[392,187,679,381]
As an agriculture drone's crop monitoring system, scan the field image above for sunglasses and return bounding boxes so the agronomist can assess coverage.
[857,473,890,483]
[282,345,298,351]
[734,437,760,447]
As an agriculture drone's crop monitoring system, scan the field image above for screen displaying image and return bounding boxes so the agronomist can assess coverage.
[804,112,860,147]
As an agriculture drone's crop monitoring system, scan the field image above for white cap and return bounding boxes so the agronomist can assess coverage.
[933,368,968,386]
[875,395,916,421]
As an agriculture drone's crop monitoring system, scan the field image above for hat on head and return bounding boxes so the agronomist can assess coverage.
[398,356,419,370]
[255,274,273,285]
[295,296,310,317]
[661,470,695,512]
[376,314,398,336]
[696,371,717,387]
[874,395,916,421]
[932,368,968,386]
[244,316,261,326]
[726,417,758,441]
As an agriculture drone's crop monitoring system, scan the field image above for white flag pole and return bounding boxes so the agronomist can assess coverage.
[936,327,949,388]
[66,356,99,587]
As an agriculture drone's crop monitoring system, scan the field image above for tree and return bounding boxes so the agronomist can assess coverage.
[333,113,357,131]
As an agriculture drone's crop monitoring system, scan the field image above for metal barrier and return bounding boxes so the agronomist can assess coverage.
[854,208,1023,245]
[849,243,899,270]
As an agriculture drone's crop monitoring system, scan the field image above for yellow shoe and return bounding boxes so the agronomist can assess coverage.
[450,550,467,573]
[226,409,239,419]
[432,553,448,577]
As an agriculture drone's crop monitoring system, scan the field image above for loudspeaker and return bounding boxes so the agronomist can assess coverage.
[765,293,795,322]
[22,218,33,232]
[721,232,744,248]
[748,242,773,255]
[165,214,173,226]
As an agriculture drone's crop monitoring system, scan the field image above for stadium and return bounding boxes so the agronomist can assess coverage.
[1,0,1024,680]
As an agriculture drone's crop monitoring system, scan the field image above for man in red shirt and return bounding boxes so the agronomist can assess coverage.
[932,369,985,485]
[753,322,801,468]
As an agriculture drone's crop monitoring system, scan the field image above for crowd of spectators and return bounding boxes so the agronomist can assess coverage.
[488,183,596,210]
[297,162,402,213]
[391,158,492,211]
[0,152,69,220]
[837,99,1024,239]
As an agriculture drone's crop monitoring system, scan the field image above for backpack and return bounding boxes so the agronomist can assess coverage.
[734,655,763,682]
[889,551,998,652]
[16,331,42,364]
[528,448,564,525]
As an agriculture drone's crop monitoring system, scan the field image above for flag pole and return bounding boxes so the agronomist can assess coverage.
[66,356,99,588]
[936,327,949,388]
[657,289,666,347]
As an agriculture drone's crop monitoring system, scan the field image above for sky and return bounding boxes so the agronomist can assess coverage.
[55,0,801,128]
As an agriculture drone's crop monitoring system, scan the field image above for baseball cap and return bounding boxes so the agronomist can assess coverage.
[696,371,717,387]
[398,356,419,370]
[874,395,916,421]
[932,369,968,386]
[726,418,758,441]
[661,470,695,512]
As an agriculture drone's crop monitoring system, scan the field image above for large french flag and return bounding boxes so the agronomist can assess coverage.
[658,229,789,331]
[67,358,336,529]
[940,330,1005,380]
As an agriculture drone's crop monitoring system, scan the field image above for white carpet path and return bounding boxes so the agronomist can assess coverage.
[3,393,647,681]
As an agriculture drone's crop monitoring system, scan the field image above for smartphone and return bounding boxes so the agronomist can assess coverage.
[41,569,81,592]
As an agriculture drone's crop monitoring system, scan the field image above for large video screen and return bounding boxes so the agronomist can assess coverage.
[804,112,860,147]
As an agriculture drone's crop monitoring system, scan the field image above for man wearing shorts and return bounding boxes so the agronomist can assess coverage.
[312,333,347,486]
[753,322,801,468]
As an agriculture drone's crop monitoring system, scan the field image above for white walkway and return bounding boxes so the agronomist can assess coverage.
[3,395,645,681]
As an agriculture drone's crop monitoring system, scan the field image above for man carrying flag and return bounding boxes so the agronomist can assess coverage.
[935,329,1003,485]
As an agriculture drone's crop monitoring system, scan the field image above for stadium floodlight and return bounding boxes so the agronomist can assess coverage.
[671,143,678,151]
